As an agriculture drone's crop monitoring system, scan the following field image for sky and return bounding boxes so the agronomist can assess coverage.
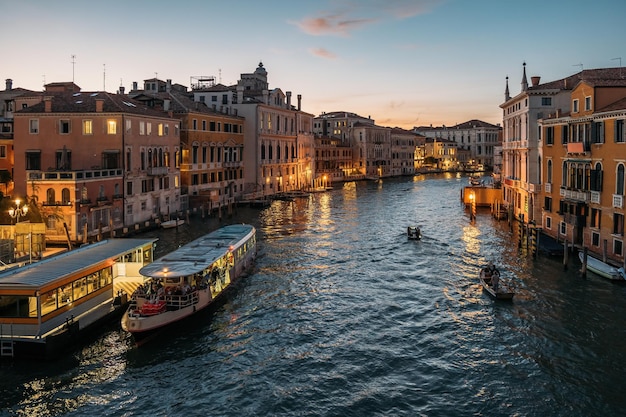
[2,0,626,129]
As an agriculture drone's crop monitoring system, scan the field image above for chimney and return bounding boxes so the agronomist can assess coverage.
[132,81,138,91]
[237,84,244,104]
[531,76,541,87]
[297,94,302,111]
[166,79,172,92]
[5,79,12,91]
[164,99,170,111]
[44,96,52,112]
[95,98,104,112]
[286,91,292,108]
[262,89,269,105]
[119,86,125,95]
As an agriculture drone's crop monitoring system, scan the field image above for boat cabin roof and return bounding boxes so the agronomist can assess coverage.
[139,224,254,278]
[0,238,157,290]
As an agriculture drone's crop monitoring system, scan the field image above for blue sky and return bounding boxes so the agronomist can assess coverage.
[3,0,625,129]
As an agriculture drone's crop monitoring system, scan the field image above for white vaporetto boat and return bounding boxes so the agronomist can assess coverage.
[121,224,257,336]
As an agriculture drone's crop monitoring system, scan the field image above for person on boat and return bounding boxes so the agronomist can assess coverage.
[491,269,500,292]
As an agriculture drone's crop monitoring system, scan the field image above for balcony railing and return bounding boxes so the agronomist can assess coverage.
[147,166,168,176]
[613,194,623,208]
[560,187,590,202]
[590,191,600,204]
[27,168,123,181]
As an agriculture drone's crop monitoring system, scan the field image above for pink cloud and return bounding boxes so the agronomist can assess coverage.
[295,13,376,37]
[310,47,338,60]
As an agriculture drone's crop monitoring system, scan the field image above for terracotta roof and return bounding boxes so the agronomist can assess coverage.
[453,119,501,129]
[15,91,170,118]
[529,67,626,91]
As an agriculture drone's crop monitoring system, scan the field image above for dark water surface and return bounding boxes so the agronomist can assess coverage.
[3,174,626,417]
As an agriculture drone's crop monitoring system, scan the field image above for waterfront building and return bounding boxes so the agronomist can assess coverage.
[538,68,626,263]
[413,119,501,170]
[423,137,458,171]
[314,135,353,185]
[390,127,419,176]
[13,82,181,244]
[192,63,314,198]
[0,79,38,197]
[129,78,245,210]
[314,111,393,179]
[500,63,581,224]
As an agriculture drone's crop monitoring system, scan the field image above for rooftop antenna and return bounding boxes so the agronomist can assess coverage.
[219,68,222,84]
[42,75,46,90]
[573,63,583,72]
[103,64,106,91]
[71,54,76,83]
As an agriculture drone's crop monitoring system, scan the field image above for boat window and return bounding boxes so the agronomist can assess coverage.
[165,277,180,285]
[41,289,58,315]
[73,277,88,300]
[0,295,37,318]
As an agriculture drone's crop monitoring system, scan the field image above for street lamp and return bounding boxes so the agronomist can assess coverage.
[8,199,28,223]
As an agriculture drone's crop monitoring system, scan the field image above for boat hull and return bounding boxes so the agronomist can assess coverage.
[479,269,514,300]
[578,252,625,280]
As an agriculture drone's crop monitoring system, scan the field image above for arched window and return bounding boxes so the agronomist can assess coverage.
[261,143,266,160]
[285,145,289,160]
[547,160,553,184]
[268,144,273,160]
[617,164,625,195]
[62,188,70,204]
[562,161,568,187]
[46,188,55,204]
[277,144,281,160]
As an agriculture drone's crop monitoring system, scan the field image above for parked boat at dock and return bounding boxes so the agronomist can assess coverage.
[161,219,185,229]
[121,223,257,337]
[578,251,625,281]
[0,239,157,359]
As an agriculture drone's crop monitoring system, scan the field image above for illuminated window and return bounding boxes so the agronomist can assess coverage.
[83,120,93,135]
[107,120,117,134]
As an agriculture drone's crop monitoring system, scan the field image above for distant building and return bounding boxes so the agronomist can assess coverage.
[413,119,501,170]
[192,62,314,197]
[390,127,418,176]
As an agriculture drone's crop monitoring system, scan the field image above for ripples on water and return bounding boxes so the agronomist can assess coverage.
[3,173,626,416]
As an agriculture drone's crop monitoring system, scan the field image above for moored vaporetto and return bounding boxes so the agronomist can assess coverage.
[121,223,257,337]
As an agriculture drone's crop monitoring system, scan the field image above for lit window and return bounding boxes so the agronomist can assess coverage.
[158,123,164,136]
[83,120,93,135]
[107,120,117,134]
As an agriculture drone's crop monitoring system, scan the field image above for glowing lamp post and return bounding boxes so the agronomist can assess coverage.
[8,199,31,263]
[8,199,28,224]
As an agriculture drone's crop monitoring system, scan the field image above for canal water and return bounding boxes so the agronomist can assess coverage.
[2,173,626,417]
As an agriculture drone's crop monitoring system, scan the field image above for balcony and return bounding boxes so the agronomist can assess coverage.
[27,168,123,181]
[560,187,590,202]
[613,194,623,208]
[590,191,600,204]
[147,166,168,176]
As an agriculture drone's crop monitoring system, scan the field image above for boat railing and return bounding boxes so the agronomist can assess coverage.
[165,291,199,310]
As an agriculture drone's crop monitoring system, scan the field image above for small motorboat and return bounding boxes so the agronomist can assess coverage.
[407,226,422,240]
[578,251,626,280]
[161,219,185,229]
[479,264,514,300]
[469,176,482,186]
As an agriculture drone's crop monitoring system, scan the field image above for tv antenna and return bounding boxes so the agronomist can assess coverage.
[71,54,76,83]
